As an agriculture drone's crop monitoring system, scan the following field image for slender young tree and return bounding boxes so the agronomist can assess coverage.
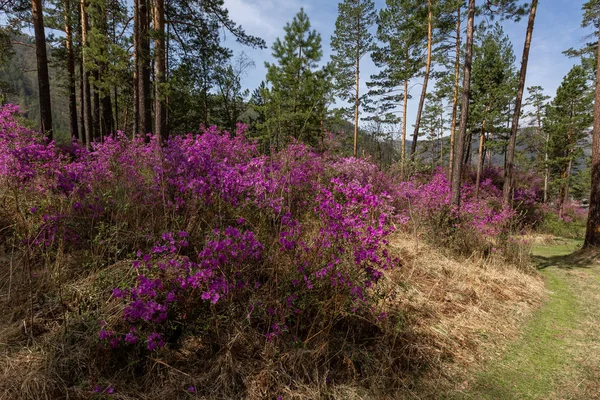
[524,85,550,202]
[330,0,376,157]
[503,0,538,205]
[369,0,425,174]
[451,0,474,207]
[410,0,433,159]
[32,0,53,138]
[448,4,461,179]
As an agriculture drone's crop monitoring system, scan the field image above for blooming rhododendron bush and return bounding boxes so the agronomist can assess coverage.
[0,104,541,397]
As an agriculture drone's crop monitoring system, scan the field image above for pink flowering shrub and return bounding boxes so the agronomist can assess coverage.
[0,104,543,396]
[390,169,516,254]
[0,106,397,361]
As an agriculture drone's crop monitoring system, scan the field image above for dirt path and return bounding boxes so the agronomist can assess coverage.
[452,239,600,400]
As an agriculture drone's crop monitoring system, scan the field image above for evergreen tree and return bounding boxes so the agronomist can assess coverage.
[330,0,376,157]
[544,65,593,217]
[523,85,550,201]
[503,0,539,205]
[262,8,331,148]
[369,0,426,174]
[582,0,600,248]
[469,22,517,196]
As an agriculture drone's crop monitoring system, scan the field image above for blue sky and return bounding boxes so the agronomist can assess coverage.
[222,0,595,133]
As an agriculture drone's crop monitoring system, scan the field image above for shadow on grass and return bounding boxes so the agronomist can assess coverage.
[534,238,600,270]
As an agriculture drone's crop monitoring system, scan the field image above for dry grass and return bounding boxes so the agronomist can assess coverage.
[0,233,546,399]
[379,234,545,397]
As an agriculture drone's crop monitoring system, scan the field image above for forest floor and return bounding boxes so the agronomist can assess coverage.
[449,238,600,400]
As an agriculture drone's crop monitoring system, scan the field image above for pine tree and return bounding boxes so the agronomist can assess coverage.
[469,23,517,197]
[330,0,376,157]
[582,0,600,248]
[32,0,52,138]
[451,0,475,207]
[262,8,331,148]
[503,0,538,205]
[524,85,550,202]
[544,65,594,218]
[369,0,426,174]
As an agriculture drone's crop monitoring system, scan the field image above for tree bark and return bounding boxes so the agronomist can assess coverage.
[585,26,600,247]
[451,0,475,208]
[133,0,139,136]
[410,0,432,160]
[503,0,538,205]
[353,12,360,158]
[32,0,53,139]
[154,0,166,142]
[98,5,113,139]
[64,0,79,140]
[401,77,408,179]
[80,0,92,147]
[449,6,461,180]
[92,70,100,140]
[475,108,488,199]
[136,0,151,135]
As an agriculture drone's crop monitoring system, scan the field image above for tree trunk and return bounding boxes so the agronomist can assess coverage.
[451,0,475,208]
[401,78,408,179]
[98,6,113,139]
[79,50,85,145]
[410,0,432,159]
[133,0,139,136]
[77,5,85,145]
[136,0,151,135]
[503,0,538,205]
[540,107,549,203]
[92,70,100,140]
[449,6,461,179]
[353,13,360,158]
[80,0,92,147]
[154,0,167,142]
[64,0,78,140]
[475,109,488,199]
[32,0,53,139]
[584,28,600,248]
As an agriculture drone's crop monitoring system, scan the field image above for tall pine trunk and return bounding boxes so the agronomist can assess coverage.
[32,0,53,139]
[451,0,475,208]
[503,0,538,205]
[93,71,100,140]
[353,12,360,158]
[133,0,139,136]
[401,77,408,179]
[64,0,78,140]
[80,0,92,147]
[410,0,432,159]
[99,4,113,138]
[584,27,600,248]
[136,0,151,135]
[449,7,460,179]
[154,0,167,142]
